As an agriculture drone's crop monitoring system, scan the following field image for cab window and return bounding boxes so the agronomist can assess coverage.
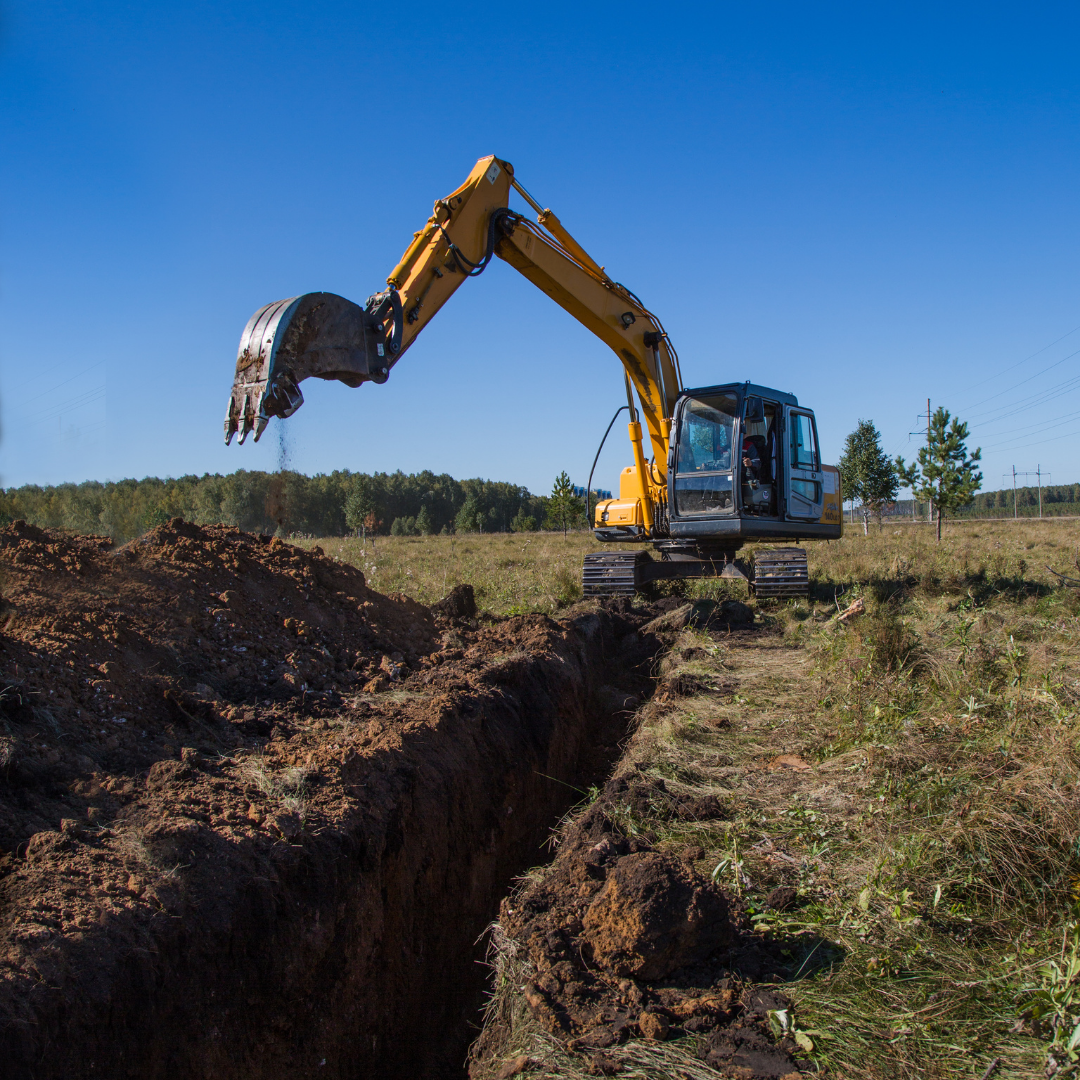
[790,412,818,470]
[677,393,736,473]
[674,392,737,515]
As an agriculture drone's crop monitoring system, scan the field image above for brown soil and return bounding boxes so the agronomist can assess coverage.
[0,519,660,1079]
[478,778,808,1078]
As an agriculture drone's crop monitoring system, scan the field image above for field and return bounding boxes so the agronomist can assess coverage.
[291,531,629,615]
[452,519,1080,1080]
[2,516,1079,1078]
[298,517,1077,612]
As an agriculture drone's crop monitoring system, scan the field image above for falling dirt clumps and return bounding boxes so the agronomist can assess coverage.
[489,777,809,1078]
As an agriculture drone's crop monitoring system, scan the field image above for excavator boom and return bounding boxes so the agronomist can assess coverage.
[223,156,682,531]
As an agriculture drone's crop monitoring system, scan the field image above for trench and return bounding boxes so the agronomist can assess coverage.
[12,606,661,1080]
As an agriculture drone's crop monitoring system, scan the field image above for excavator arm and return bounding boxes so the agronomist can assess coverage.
[224,155,682,533]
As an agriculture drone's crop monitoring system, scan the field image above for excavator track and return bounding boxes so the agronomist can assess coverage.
[582,551,648,597]
[751,547,809,599]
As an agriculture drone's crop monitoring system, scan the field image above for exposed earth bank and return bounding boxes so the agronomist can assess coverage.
[0,520,660,1079]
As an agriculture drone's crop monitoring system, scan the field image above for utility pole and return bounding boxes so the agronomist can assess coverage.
[926,398,932,524]
[904,398,936,525]
[1003,469,1051,520]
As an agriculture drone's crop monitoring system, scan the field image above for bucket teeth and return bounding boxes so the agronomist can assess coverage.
[224,291,388,447]
[224,400,239,445]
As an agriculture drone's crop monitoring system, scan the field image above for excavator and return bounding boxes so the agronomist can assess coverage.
[224,156,842,598]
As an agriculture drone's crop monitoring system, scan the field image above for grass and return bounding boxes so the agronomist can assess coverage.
[238,753,313,822]
[399,518,1080,1080]
[295,530,638,615]
[299,517,1080,615]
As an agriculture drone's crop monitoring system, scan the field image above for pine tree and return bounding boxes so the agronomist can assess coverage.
[454,494,481,534]
[837,419,899,534]
[546,471,580,537]
[896,407,982,541]
[415,504,434,535]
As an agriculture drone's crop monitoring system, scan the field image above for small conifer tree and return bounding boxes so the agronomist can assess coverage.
[546,471,580,537]
[415,504,434,535]
[838,419,899,534]
[896,407,982,540]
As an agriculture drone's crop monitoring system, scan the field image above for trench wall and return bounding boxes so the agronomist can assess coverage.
[6,609,653,1080]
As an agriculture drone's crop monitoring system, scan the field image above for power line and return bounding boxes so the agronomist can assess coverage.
[28,385,106,426]
[9,360,106,408]
[974,407,1080,446]
[959,326,1080,411]
[966,371,1080,426]
[980,424,1080,454]
[961,347,1080,417]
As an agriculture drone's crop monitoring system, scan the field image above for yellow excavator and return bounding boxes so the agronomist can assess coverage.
[224,156,841,597]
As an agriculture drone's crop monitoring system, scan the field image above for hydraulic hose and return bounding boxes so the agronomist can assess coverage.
[586,405,629,526]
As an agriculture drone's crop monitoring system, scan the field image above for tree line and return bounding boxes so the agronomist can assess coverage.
[964,484,1080,514]
[0,469,581,542]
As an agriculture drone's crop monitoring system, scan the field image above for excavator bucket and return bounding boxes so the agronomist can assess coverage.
[224,290,399,444]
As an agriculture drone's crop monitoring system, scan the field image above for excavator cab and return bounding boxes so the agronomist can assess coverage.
[586,383,841,598]
[593,381,838,543]
[667,382,836,537]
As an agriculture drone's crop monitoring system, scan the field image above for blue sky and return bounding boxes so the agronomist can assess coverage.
[1,1,1078,498]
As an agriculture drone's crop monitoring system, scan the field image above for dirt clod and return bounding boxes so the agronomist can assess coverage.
[765,886,799,912]
[432,582,478,620]
[583,851,731,980]
[637,1009,670,1041]
[494,1053,531,1078]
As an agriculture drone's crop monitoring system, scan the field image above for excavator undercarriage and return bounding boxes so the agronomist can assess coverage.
[581,547,809,599]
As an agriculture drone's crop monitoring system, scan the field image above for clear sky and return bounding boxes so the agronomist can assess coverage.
[2,1,1078,498]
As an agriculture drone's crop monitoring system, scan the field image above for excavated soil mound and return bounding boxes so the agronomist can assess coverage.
[0,519,661,1079]
[489,779,808,1078]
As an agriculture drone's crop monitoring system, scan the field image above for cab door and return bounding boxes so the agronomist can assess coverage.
[783,407,825,521]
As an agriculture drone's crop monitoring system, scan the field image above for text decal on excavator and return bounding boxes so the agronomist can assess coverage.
[485,162,501,185]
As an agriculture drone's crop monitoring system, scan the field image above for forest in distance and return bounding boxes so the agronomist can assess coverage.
[0,469,1077,544]
[0,469,555,543]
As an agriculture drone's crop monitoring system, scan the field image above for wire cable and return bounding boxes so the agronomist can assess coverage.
[960,347,1080,416]
[959,323,1080,411]
[14,360,106,408]
[966,370,1080,426]
[977,424,1080,454]
[586,406,629,524]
